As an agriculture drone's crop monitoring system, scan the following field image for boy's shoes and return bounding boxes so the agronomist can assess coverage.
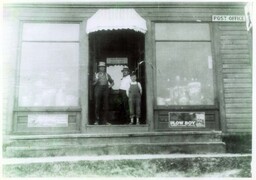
[128,122,133,125]
[102,122,111,125]
[94,121,99,125]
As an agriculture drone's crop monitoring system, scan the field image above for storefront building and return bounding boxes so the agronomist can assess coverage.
[3,2,252,155]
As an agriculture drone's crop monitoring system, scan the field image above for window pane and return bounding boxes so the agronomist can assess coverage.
[156,42,214,105]
[22,23,80,41]
[155,23,210,41]
[19,42,79,107]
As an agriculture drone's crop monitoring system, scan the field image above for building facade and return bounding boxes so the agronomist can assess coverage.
[3,2,252,153]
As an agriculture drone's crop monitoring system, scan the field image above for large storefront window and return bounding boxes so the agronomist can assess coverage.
[18,23,80,107]
[155,23,214,106]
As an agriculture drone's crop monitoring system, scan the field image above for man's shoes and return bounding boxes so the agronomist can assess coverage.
[102,122,111,125]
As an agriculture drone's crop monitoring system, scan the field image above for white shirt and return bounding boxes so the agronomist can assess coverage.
[119,75,131,91]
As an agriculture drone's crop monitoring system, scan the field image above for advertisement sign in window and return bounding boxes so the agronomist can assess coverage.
[169,112,205,128]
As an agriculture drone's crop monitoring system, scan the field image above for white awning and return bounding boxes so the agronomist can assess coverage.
[86,9,147,34]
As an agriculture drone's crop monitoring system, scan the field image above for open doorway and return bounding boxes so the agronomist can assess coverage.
[88,30,146,125]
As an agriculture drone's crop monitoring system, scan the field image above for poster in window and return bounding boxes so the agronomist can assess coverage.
[169,112,205,128]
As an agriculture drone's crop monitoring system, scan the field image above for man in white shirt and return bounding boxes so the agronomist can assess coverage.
[119,66,131,124]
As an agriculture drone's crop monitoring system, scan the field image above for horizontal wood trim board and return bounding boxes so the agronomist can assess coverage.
[220,35,248,40]
[222,64,251,69]
[223,74,251,78]
[226,114,252,118]
[222,69,251,73]
[227,129,252,133]
[226,109,252,113]
[223,78,252,82]
[222,59,250,64]
[219,23,246,27]
[225,104,252,109]
[220,31,248,35]
[219,26,247,31]
[221,54,250,59]
[226,120,252,124]
[225,93,252,98]
[224,87,252,91]
[220,46,249,50]
[225,99,252,103]
[220,45,249,50]
[16,124,78,132]
[227,124,252,128]
[224,84,252,88]
[17,116,27,123]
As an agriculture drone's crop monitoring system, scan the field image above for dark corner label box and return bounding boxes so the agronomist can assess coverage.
[168,112,205,128]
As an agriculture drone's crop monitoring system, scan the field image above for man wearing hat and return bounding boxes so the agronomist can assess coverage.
[93,61,114,125]
[119,65,132,124]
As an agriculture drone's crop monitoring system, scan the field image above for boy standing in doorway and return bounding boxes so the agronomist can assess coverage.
[93,61,114,125]
[128,73,142,125]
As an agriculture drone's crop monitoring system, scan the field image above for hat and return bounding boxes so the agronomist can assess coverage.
[98,62,106,67]
[121,66,129,72]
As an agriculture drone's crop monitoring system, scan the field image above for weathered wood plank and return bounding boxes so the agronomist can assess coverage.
[220,40,249,45]
[226,109,252,114]
[226,128,252,133]
[221,50,249,54]
[221,54,250,59]
[222,59,250,64]
[227,123,252,129]
[222,68,251,73]
[220,45,249,50]
[220,35,248,40]
[223,73,251,78]
[226,114,252,118]
[219,26,247,31]
[17,116,27,123]
[225,93,252,98]
[225,103,252,108]
[225,99,252,104]
[223,78,252,82]
[221,31,248,36]
[224,84,252,88]
[16,124,79,133]
[224,88,252,93]
[224,88,252,95]
[222,64,251,69]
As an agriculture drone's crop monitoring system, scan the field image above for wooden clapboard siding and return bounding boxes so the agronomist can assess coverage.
[219,23,252,133]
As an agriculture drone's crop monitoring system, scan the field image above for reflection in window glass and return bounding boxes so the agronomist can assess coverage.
[155,23,210,41]
[18,42,79,106]
[156,42,214,106]
[22,23,80,41]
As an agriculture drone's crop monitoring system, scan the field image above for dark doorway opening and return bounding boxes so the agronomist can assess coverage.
[88,30,146,125]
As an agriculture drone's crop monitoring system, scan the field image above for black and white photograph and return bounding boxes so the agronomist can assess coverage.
[1,0,255,178]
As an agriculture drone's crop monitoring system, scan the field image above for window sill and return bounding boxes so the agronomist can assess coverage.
[14,107,82,112]
[154,105,218,111]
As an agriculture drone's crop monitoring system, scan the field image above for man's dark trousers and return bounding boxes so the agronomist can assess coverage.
[94,85,109,124]
[119,89,130,124]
